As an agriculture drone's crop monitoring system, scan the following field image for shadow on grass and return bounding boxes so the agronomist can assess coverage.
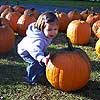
[70,80,100,100]
[91,60,100,72]
[0,63,50,86]
[0,64,26,84]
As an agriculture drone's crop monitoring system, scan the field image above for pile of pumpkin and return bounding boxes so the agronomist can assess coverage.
[0,4,100,91]
[0,4,40,53]
[55,8,100,58]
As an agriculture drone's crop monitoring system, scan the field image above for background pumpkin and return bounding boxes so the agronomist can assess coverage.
[17,13,36,36]
[67,10,82,22]
[66,20,91,45]
[0,18,15,53]
[13,5,25,14]
[0,6,14,18]
[80,8,94,21]
[24,8,40,20]
[46,37,91,91]
[86,13,100,27]
[0,5,9,15]
[55,11,70,32]
[5,11,22,32]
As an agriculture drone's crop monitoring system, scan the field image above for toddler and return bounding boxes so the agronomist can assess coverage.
[17,11,59,85]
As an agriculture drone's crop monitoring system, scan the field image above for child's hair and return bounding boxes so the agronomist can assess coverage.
[35,11,58,31]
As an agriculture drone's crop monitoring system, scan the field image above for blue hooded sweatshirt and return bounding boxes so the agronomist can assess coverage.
[17,22,52,62]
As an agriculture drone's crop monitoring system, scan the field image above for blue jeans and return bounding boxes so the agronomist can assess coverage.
[22,52,46,85]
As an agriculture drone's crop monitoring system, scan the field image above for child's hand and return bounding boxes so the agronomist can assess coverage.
[42,54,50,65]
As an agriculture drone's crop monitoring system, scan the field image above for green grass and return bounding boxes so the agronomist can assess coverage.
[0,32,100,100]
[0,0,100,8]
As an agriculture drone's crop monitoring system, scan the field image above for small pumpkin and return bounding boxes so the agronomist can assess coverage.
[0,18,15,53]
[46,37,91,91]
[95,39,100,58]
[66,20,91,45]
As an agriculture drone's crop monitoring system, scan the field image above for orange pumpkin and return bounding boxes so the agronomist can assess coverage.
[0,6,14,18]
[46,37,91,91]
[95,39,100,58]
[86,13,100,26]
[67,10,82,22]
[0,19,15,53]
[80,8,94,21]
[66,20,91,45]
[17,13,36,36]
[13,5,25,14]
[0,5,9,15]
[5,11,22,32]
[24,8,40,20]
[55,11,70,32]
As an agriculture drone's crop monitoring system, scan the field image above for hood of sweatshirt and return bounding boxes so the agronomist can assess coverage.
[26,22,52,42]
[17,22,53,62]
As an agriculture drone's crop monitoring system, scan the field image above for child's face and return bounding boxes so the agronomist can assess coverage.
[43,22,59,39]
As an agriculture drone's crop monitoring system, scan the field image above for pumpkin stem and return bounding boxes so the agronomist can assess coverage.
[66,36,74,51]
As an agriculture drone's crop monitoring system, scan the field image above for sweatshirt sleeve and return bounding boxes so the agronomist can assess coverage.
[26,39,45,62]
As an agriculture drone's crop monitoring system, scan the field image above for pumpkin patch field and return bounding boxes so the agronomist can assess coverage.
[0,1,100,100]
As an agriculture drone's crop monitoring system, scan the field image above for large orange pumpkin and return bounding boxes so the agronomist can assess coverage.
[46,37,91,91]
[0,19,15,53]
[66,20,91,45]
